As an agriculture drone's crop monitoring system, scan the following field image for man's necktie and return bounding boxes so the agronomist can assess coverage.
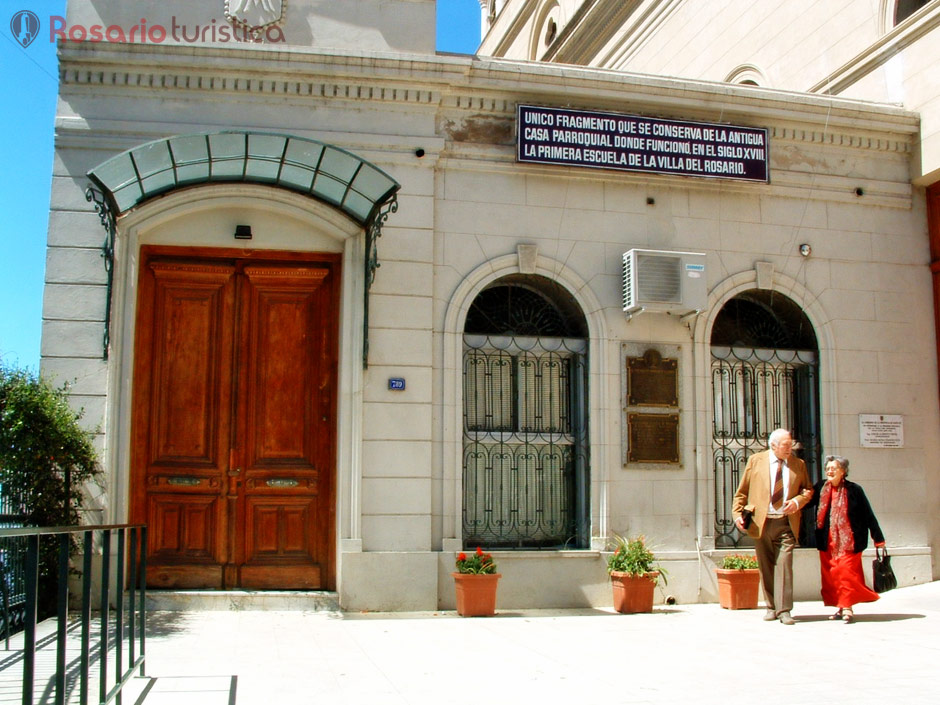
[771,460,784,510]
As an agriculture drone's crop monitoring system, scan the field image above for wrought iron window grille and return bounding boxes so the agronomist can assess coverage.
[711,346,820,547]
[462,334,589,549]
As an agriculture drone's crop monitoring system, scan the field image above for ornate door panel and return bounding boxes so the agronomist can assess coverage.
[234,265,333,589]
[131,248,338,590]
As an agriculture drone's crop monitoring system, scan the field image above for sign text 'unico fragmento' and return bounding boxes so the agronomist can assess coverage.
[517,105,769,182]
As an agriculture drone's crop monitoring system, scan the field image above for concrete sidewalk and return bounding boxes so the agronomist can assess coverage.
[119,580,940,705]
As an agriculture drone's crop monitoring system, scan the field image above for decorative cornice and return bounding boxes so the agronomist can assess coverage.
[769,126,911,154]
[58,41,919,154]
[60,66,439,105]
[440,94,516,114]
[433,99,914,155]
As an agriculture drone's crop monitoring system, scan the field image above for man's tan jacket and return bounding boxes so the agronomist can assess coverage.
[732,449,813,538]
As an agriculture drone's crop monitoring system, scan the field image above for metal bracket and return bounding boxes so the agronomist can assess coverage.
[362,195,398,368]
[85,186,117,360]
[624,306,645,322]
[680,309,702,339]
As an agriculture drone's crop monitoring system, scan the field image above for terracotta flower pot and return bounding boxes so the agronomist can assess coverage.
[715,568,761,609]
[452,572,501,616]
[609,571,659,614]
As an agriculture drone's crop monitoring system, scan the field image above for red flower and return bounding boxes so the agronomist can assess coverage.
[457,553,467,562]
[476,546,484,556]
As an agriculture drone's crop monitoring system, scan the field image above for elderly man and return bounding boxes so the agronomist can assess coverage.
[732,428,813,625]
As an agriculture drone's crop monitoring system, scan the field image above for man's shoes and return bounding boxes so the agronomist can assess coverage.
[778,611,795,625]
[763,609,777,621]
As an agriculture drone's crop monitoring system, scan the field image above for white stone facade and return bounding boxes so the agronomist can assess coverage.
[43,1,937,610]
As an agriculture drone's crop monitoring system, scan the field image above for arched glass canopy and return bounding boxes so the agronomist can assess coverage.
[87,131,399,224]
[85,131,400,365]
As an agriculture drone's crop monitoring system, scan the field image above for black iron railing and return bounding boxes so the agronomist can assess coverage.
[0,486,29,643]
[0,524,147,705]
[0,519,29,644]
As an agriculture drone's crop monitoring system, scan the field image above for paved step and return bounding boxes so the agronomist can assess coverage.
[144,590,341,612]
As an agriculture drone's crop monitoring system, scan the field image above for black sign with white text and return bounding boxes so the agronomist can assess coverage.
[517,105,769,182]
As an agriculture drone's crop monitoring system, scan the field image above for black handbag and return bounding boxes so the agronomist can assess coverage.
[872,546,897,593]
[740,504,754,530]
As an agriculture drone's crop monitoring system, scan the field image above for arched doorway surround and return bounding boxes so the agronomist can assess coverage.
[86,131,399,590]
[693,270,836,549]
[104,185,369,591]
[462,275,589,548]
[709,290,819,547]
[442,251,608,551]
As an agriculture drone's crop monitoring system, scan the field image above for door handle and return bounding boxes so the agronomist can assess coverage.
[228,467,241,476]
[166,476,201,486]
[266,478,299,488]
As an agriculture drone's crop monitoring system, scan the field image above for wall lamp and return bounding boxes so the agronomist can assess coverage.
[234,224,253,240]
[799,243,812,257]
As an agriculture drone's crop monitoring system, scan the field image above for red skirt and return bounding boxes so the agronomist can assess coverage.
[819,549,879,609]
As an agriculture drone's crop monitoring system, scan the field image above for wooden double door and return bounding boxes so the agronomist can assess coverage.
[131,247,339,590]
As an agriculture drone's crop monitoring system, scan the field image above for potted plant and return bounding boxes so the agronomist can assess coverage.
[606,535,666,614]
[452,547,501,616]
[715,554,761,610]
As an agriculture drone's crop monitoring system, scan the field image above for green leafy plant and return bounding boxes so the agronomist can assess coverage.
[455,546,497,574]
[607,535,667,584]
[0,362,102,614]
[720,554,759,570]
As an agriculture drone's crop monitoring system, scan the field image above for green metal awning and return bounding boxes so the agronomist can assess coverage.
[85,131,400,366]
[86,131,399,224]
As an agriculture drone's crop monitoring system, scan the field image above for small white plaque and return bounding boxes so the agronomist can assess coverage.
[859,414,903,448]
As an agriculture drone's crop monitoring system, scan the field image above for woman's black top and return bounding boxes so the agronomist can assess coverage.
[809,479,885,554]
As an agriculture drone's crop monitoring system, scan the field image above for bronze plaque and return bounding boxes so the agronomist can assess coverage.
[628,413,679,463]
[628,349,678,407]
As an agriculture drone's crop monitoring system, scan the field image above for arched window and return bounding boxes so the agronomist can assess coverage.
[529,1,562,60]
[895,0,930,25]
[710,290,820,547]
[724,64,768,87]
[462,275,589,548]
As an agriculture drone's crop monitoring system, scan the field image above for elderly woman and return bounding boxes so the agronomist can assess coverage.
[809,455,886,623]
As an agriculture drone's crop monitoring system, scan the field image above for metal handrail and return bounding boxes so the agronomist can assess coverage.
[0,524,147,705]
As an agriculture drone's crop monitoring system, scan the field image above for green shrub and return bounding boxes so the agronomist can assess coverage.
[720,554,759,570]
[0,362,102,613]
[607,535,667,585]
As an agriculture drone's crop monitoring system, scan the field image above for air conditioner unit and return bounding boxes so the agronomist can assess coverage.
[622,248,706,318]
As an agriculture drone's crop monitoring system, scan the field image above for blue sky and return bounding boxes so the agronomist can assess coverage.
[0,0,480,372]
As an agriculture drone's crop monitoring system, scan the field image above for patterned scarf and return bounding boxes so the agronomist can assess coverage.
[816,480,854,556]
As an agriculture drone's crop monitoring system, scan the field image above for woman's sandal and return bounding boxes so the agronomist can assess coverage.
[842,609,854,623]
[828,609,843,620]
